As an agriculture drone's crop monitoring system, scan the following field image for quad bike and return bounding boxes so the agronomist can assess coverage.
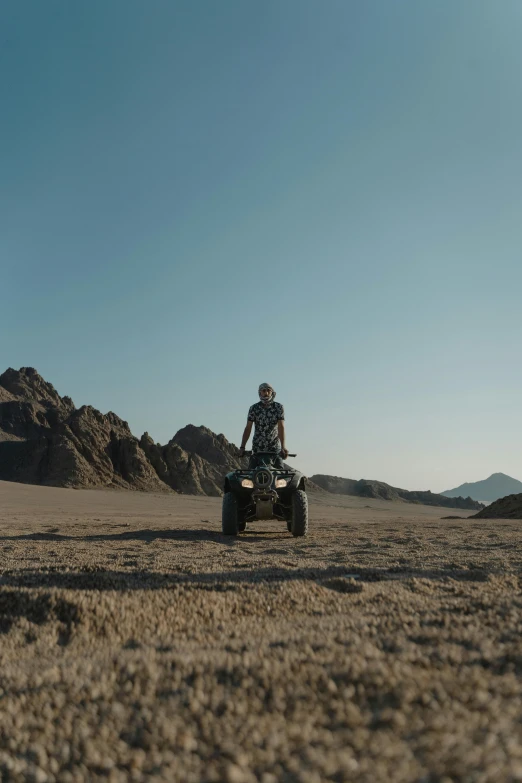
[222,451,309,537]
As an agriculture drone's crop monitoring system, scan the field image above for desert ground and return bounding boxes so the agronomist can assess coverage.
[1,482,522,782]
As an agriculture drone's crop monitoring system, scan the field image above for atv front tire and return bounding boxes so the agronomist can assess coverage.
[290,490,308,537]
[222,492,239,536]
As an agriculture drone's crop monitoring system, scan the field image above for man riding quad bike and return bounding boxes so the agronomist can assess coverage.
[221,383,309,536]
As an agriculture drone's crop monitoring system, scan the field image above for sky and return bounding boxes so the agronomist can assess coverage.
[2,0,522,492]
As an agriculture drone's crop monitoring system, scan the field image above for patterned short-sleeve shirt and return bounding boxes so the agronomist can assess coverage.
[248,401,285,452]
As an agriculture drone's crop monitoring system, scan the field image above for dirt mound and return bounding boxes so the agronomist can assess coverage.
[311,474,483,510]
[473,493,522,518]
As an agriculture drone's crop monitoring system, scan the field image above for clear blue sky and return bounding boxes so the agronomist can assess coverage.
[2,0,522,491]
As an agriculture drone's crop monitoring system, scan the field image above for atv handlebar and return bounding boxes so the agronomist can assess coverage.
[241,450,297,457]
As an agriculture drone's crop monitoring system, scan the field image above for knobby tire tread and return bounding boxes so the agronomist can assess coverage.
[222,492,239,536]
[291,490,309,537]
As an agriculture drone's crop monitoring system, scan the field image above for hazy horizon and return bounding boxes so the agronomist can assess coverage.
[2,1,522,492]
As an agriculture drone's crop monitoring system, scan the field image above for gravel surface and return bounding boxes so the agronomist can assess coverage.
[1,481,522,782]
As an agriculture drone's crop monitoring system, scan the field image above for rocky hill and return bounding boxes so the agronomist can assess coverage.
[0,369,327,497]
[473,493,522,519]
[311,474,483,511]
[0,368,250,495]
[140,425,242,496]
[0,368,166,492]
[442,473,522,503]
[0,368,486,508]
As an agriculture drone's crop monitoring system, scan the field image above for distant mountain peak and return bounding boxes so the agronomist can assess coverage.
[442,473,522,503]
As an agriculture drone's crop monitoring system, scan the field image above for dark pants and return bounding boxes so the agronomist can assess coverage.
[249,453,285,470]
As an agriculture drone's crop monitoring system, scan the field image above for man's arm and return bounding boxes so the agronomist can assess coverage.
[239,421,253,456]
[278,420,288,459]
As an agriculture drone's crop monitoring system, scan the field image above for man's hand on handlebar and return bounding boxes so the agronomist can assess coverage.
[237,449,296,459]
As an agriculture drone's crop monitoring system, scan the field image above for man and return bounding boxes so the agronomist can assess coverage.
[239,383,288,468]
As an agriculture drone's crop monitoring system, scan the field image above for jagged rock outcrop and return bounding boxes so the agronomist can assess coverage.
[0,367,74,411]
[139,425,246,496]
[172,424,242,469]
[0,368,167,491]
[0,368,250,494]
[0,368,274,494]
[473,493,522,519]
[0,367,75,443]
[310,474,484,510]
[0,386,18,404]
[140,431,238,496]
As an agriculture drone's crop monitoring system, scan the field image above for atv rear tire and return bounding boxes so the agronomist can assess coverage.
[290,490,308,537]
[222,492,239,536]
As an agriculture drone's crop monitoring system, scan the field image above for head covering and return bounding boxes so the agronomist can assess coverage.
[258,382,276,404]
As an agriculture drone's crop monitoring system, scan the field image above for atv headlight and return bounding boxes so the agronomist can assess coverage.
[241,479,254,488]
[275,478,287,488]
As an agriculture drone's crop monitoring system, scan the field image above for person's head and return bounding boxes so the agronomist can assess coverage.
[258,383,275,404]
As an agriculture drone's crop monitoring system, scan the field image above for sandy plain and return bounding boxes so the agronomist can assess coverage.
[1,481,522,783]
